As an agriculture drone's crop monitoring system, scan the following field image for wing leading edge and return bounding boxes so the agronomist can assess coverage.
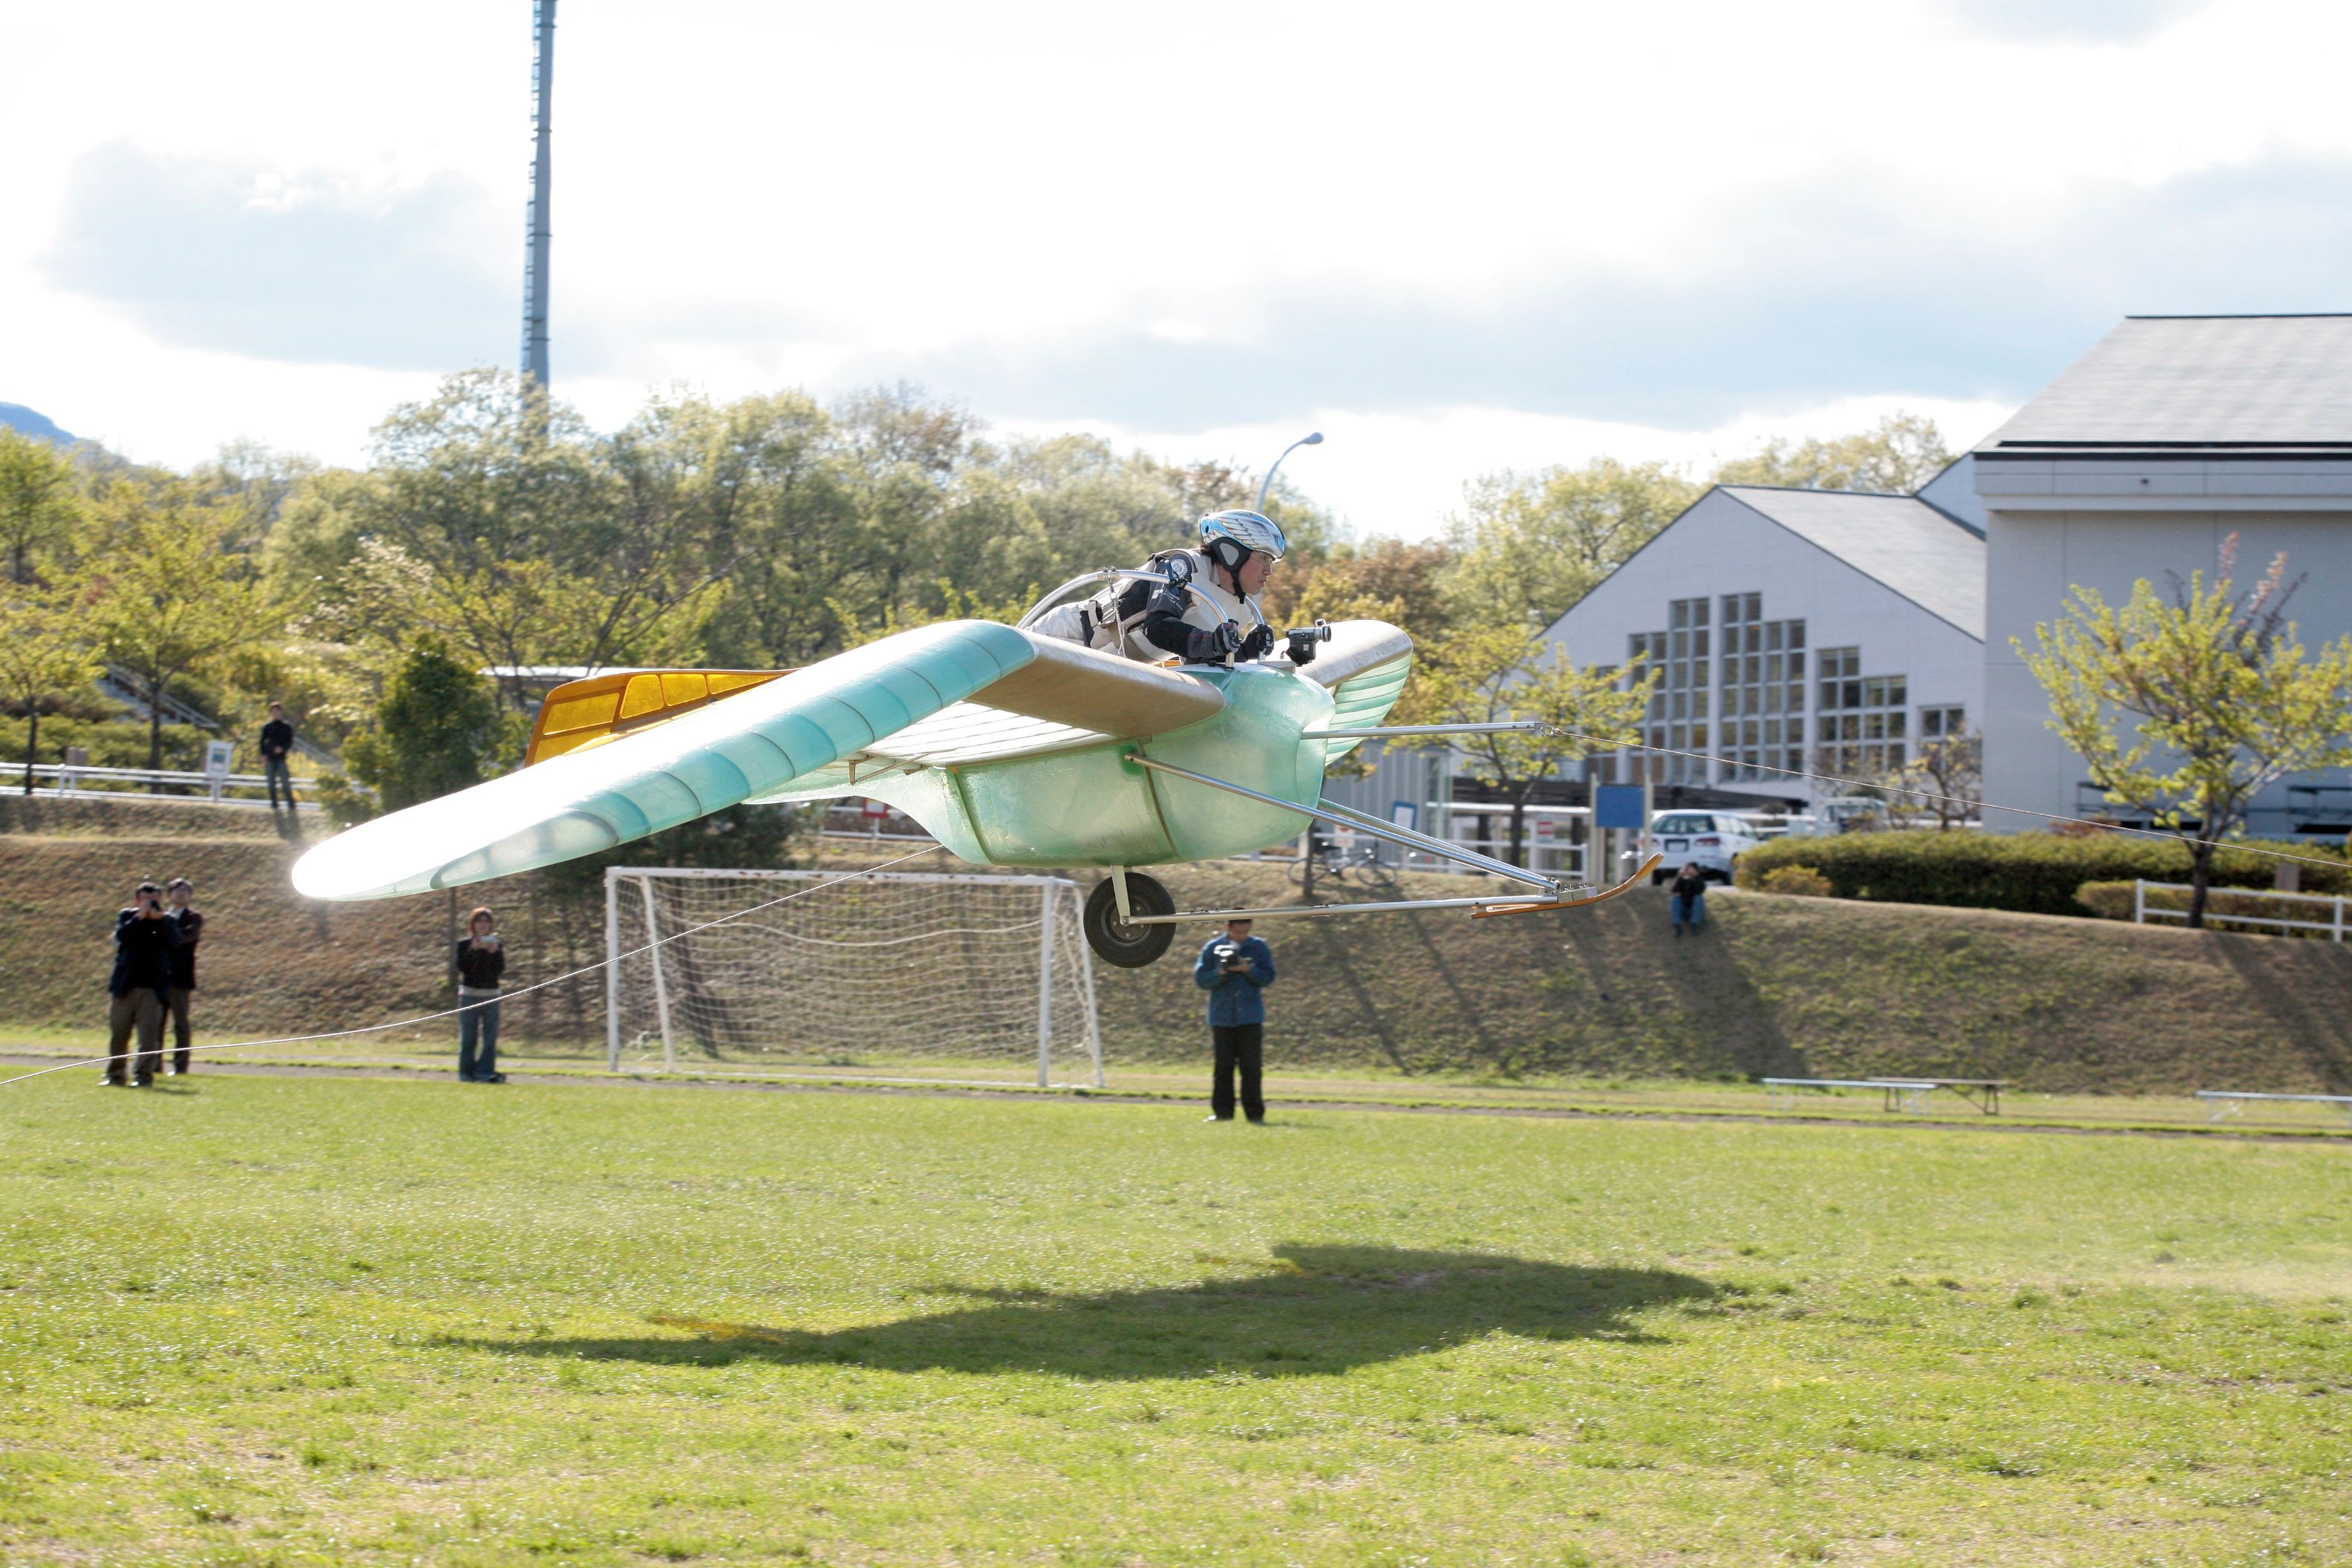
[291,621,1224,901]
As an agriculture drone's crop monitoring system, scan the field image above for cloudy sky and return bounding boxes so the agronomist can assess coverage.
[7,0,2351,534]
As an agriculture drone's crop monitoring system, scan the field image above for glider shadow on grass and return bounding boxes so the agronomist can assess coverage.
[460,1244,1714,1380]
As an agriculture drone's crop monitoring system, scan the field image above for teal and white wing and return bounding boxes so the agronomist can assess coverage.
[291,621,1224,900]
[1301,620,1414,761]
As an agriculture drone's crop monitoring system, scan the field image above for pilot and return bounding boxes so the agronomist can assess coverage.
[1038,510,1287,665]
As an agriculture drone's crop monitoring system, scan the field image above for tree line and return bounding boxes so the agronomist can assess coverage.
[0,369,1956,797]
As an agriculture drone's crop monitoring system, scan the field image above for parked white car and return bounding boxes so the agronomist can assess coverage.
[1779,797,1887,837]
[1644,811,1766,883]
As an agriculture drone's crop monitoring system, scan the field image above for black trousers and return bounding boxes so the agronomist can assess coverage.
[1211,1023,1264,1122]
[169,987,195,1074]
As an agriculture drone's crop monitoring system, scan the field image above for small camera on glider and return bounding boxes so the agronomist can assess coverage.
[1284,619,1333,666]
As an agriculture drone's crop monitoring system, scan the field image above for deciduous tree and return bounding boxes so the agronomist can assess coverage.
[82,482,278,769]
[1713,411,1952,494]
[0,427,85,584]
[0,584,103,791]
[342,636,502,813]
[2020,543,2352,926]
[1442,458,1699,630]
[1399,625,1654,867]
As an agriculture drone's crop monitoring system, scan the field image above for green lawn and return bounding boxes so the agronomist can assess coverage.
[1,1076,2347,1566]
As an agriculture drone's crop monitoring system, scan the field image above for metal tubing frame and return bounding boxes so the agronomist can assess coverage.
[1311,793,1558,893]
[1117,892,1600,926]
[1299,722,1546,739]
[1125,755,1561,898]
[1130,755,1555,893]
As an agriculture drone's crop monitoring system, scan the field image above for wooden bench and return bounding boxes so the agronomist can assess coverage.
[2195,1090,2352,1128]
[1762,1077,1944,1114]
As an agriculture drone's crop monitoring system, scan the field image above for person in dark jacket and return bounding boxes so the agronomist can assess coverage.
[1669,860,1708,936]
[163,877,204,1075]
[105,881,179,1086]
[454,905,506,1083]
[1192,918,1276,1123]
[259,702,295,811]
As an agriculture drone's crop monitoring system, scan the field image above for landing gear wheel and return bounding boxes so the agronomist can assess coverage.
[1083,874,1176,968]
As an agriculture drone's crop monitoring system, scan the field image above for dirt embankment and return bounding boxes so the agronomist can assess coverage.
[2,806,2347,1095]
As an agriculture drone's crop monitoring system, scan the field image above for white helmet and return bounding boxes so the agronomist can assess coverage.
[1198,510,1287,575]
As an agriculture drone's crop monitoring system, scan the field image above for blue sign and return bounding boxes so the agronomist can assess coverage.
[1592,783,1649,830]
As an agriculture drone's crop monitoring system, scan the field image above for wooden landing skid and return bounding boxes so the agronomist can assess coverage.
[1470,854,1665,918]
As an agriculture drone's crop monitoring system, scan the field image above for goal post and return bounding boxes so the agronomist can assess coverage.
[603,866,1104,1087]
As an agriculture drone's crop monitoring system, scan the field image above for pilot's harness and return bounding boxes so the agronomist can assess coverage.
[1073,550,1270,664]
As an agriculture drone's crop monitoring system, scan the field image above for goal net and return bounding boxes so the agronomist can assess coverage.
[604,866,1104,1085]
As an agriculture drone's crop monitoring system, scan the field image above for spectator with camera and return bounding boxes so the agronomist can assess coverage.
[104,881,180,1087]
[1192,917,1276,1123]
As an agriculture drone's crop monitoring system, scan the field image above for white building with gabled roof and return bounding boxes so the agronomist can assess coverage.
[1540,482,1986,805]
[1975,314,2352,836]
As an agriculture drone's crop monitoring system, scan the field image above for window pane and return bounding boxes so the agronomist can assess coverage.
[1788,621,1806,650]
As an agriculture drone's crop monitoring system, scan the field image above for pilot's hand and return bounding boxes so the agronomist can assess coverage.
[1237,624,1274,662]
[1185,621,1242,662]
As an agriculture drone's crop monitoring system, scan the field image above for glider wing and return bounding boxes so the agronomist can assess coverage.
[291,621,1224,900]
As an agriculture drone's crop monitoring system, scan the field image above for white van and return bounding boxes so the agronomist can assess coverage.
[1644,811,1765,883]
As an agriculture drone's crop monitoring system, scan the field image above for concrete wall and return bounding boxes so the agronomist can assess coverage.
[1544,490,1984,803]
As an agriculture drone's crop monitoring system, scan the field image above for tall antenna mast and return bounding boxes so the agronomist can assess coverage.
[521,0,555,388]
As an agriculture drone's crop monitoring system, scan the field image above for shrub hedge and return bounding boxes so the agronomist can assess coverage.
[1732,829,2346,917]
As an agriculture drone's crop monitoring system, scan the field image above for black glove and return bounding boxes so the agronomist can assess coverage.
[1237,624,1275,662]
[1184,621,1242,662]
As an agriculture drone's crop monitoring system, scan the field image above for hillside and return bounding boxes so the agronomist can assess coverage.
[3,806,2348,1095]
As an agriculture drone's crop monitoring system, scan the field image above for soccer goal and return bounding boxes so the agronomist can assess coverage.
[604,866,1104,1087]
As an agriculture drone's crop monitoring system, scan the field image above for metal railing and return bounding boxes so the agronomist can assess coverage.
[10,762,323,811]
[2132,879,2350,941]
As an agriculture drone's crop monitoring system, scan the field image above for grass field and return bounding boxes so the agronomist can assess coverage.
[2,1074,2348,1565]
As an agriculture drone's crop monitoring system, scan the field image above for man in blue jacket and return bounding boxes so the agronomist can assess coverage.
[1192,918,1276,1123]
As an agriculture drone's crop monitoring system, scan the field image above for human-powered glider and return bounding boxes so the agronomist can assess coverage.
[292,616,1656,967]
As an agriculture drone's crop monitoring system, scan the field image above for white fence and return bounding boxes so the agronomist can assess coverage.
[10,761,324,811]
[2133,879,2350,941]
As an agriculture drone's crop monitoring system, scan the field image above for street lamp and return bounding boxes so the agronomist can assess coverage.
[1255,431,1324,513]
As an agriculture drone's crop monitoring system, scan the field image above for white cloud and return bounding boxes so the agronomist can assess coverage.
[4,0,2349,498]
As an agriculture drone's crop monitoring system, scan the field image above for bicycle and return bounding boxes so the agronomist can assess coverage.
[1289,834,1400,890]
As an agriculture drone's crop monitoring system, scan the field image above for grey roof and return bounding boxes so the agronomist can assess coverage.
[1979,316,2352,450]
[1718,486,1985,640]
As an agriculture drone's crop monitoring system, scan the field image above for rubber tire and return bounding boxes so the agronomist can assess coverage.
[1083,874,1176,969]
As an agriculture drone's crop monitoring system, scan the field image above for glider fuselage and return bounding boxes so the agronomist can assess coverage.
[766,659,1333,868]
